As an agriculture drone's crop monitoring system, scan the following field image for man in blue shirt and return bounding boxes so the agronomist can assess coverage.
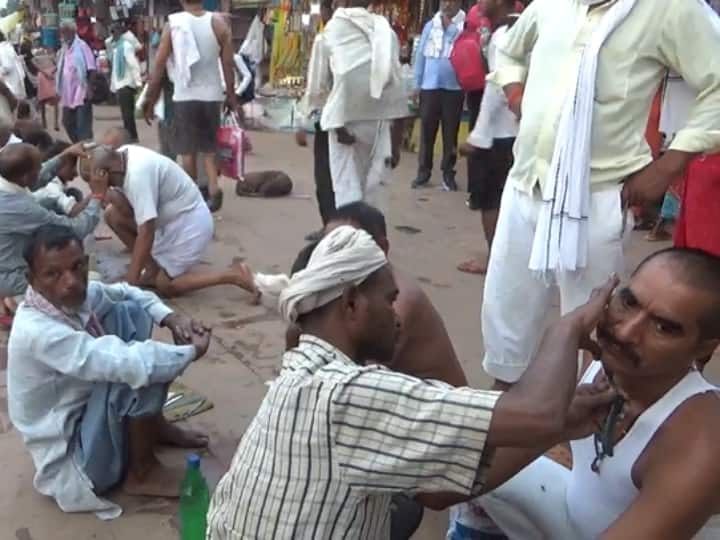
[413,0,466,191]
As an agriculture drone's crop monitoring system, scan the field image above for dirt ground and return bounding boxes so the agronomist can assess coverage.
[0,108,717,540]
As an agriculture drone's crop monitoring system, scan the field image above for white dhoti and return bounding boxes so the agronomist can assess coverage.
[328,119,393,214]
[152,204,214,278]
[453,457,720,540]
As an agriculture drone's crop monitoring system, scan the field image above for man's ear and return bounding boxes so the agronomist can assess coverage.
[340,286,361,320]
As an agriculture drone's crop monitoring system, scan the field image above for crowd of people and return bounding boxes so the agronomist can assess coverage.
[1,0,720,539]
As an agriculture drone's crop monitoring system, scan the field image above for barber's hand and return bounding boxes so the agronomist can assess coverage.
[64,142,89,160]
[336,127,356,146]
[567,274,620,357]
[295,130,308,147]
[563,379,618,441]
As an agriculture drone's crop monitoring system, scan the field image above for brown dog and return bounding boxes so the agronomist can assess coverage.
[235,170,293,198]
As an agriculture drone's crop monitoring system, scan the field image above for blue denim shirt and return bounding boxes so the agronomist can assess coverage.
[414,19,462,91]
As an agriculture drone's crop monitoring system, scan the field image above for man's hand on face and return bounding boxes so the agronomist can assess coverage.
[566,274,620,357]
[563,379,617,441]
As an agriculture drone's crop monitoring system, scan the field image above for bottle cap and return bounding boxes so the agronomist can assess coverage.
[186,453,201,469]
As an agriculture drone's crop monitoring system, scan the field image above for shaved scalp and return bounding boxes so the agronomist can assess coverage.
[100,127,132,148]
[88,145,120,171]
[635,248,720,337]
[0,143,41,182]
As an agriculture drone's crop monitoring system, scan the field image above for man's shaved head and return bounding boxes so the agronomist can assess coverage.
[0,143,42,187]
[86,145,126,188]
[99,127,132,149]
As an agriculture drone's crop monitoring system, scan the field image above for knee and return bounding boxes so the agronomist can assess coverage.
[102,300,154,341]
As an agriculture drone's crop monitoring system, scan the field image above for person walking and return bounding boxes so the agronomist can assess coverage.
[0,30,26,102]
[108,23,143,143]
[412,0,466,191]
[143,0,239,213]
[56,20,96,143]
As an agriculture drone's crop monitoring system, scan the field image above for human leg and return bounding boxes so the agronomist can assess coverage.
[466,90,484,203]
[76,102,94,141]
[39,101,47,129]
[439,90,466,190]
[313,125,335,225]
[478,457,578,539]
[201,152,223,212]
[414,90,442,187]
[481,187,555,385]
[62,106,78,142]
[117,87,139,142]
[328,128,364,208]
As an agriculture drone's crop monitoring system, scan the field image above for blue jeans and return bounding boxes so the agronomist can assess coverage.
[75,301,167,494]
[62,101,93,142]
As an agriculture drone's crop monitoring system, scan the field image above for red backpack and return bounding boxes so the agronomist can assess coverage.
[450,29,488,91]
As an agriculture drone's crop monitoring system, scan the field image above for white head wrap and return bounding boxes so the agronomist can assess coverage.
[254,226,388,323]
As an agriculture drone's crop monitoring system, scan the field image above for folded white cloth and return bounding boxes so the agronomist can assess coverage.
[168,12,201,90]
[326,7,395,100]
[255,226,387,323]
[528,0,637,277]
[424,10,465,59]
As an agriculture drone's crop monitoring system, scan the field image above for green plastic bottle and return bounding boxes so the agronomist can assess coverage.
[179,454,210,540]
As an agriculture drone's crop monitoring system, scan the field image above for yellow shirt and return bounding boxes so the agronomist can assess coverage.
[488,0,720,194]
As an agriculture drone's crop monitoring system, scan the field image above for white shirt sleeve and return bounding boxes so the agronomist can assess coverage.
[234,53,253,96]
[125,163,160,226]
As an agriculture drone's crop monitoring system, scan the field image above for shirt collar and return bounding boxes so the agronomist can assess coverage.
[296,334,355,366]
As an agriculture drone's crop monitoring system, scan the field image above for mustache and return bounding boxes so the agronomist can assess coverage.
[596,324,642,368]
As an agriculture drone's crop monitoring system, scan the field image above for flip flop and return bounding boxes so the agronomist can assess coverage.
[457,259,488,275]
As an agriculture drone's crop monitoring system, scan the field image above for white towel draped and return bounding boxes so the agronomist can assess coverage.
[424,10,465,59]
[528,0,637,277]
[168,13,201,89]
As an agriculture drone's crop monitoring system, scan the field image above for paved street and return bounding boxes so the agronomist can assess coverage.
[1,108,717,540]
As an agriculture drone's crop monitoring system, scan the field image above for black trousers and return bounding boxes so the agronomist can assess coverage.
[416,89,465,182]
[62,102,93,143]
[466,89,484,194]
[116,86,139,142]
[314,122,336,225]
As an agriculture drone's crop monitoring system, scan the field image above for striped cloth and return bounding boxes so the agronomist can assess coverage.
[207,335,500,540]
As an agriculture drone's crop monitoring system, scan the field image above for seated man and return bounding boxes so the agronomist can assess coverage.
[206,225,616,538]
[282,201,468,386]
[85,144,256,299]
[7,225,211,517]
[0,143,101,315]
[463,248,720,539]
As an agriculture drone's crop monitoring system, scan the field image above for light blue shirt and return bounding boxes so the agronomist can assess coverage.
[414,19,462,91]
[7,282,196,516]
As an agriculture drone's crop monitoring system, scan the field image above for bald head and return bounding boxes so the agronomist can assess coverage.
[0,143,42,188]
[99,127,132,149]
[89,145,120,171]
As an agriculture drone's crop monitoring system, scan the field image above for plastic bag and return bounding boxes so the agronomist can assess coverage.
[217,113,246,180]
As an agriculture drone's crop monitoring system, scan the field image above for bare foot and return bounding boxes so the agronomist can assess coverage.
[231,263,261,304]
[457,259,488,275]
[123,461,185,498]
[157,419,209,449]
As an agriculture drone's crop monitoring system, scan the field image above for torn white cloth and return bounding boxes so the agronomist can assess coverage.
[168,12,201,90]
[424,10,465,59]
[264,226,387,323]
[528,0,637,277]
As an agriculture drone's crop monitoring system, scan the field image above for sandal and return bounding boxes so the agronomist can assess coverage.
[457,259,488,275]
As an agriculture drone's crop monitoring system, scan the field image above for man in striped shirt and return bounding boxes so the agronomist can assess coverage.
[207,225,616,539]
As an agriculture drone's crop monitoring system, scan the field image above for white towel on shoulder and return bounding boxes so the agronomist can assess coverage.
[528,0,637,277]
[168,12,201,89]
[424,10,465,59]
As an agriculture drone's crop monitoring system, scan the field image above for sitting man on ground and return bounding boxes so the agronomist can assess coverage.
[0,143,101,316]
[206,224,617,538]
[33,140,86,217]
[7,225,212,517]
[458,248,720,539]
[85,144,256,299]
[281,201,468,386]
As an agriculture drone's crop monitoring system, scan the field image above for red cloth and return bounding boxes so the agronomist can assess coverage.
[674,153,720,256]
